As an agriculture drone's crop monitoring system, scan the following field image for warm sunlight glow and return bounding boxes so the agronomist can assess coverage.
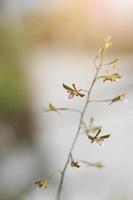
[107,0,133,13]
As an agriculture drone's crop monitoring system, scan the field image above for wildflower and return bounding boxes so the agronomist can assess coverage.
[63,83,85,99]
[88,129,111,146]
[34,180,48,189]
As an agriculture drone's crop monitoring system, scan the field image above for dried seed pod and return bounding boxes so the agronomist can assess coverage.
[71,161,80,168]
[34,180,48,189]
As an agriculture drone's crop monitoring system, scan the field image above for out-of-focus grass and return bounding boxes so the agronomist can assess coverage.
[0,24,34,145]
[0,25,28,121]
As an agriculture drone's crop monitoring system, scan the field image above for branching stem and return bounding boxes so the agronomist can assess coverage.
[56,58,103,200]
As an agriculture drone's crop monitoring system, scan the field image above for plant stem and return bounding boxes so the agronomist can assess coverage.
[56,61,103,200]
[58,108,82,114]
[89,98,113,103]
[47,170,62,181]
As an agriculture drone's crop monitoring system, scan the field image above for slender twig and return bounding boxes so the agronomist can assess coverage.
[47,170,62,181]
[70,153,73,161]
[75,159,104,168]
[42,107,81,115]
[56,58,103,200]
[93,55,99,69]
[79,89,89,93]
[58,108,82,114]
[89,98,113,103]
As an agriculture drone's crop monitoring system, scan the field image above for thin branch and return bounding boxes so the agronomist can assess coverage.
[93,55,99,69]
[89,98,113,103]
[56,58,104,200]
[47,170,62,181]
[75,159,104,168]
[42,107,81,116]
[80,120,88,131]
[58,107,82,114]
[79,89,89,93]
[70,153,73,161]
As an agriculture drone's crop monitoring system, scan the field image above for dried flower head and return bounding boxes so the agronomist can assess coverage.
[71,160,80,168]
[63,83,85,99]
[104,36,112,49]
[110,94,125,105]
[34,180,48,189]
[43,103,58,113]
[88,129,111,146]
[98,36,112,59]
[99,73,122,82]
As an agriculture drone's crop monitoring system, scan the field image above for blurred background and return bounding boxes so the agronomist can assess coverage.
[0,0,133,200]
